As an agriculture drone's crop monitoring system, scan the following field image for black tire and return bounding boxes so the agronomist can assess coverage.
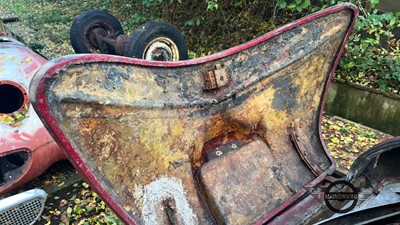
[70,9,123,54]
[123,22,188,61]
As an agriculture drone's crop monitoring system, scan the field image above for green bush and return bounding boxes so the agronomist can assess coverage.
[337,10,400,93]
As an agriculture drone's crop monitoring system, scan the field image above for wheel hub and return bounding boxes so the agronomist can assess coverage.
[143,37,179,61]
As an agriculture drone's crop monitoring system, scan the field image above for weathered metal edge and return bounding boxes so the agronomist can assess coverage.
[30,3,359,225]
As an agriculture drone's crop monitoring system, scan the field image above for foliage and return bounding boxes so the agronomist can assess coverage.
[337,10,400,93]
[206,0,219,11]
[277,0,311,13]
[271,0,400,93]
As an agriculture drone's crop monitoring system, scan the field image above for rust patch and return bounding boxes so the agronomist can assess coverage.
[198,140,292,225]
[290,123,324,176]
[203,64,230,90]
[203,70,217,90]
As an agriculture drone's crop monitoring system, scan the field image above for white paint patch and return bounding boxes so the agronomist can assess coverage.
[142,177,196,225]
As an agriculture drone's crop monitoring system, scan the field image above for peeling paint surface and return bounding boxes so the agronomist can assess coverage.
[31,6,357,225]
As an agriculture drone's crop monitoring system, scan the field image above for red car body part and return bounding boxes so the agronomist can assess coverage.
[0,37,66,195]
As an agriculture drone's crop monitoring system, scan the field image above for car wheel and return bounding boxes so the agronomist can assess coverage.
[123,22,188,61]
[70,9,123,54]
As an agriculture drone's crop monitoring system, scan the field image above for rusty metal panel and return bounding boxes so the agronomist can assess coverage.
[198,140,293,225]
[30,5,357,225]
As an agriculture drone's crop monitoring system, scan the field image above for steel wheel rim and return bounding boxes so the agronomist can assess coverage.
[143,37,180,61]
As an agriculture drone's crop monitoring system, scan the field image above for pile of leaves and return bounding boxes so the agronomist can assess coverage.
[40,181,122,225]
[0,109,28,127]
[321,114,392,173]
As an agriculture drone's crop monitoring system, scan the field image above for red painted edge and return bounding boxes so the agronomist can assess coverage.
[32,3,359,225]
[318,4,358,173]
